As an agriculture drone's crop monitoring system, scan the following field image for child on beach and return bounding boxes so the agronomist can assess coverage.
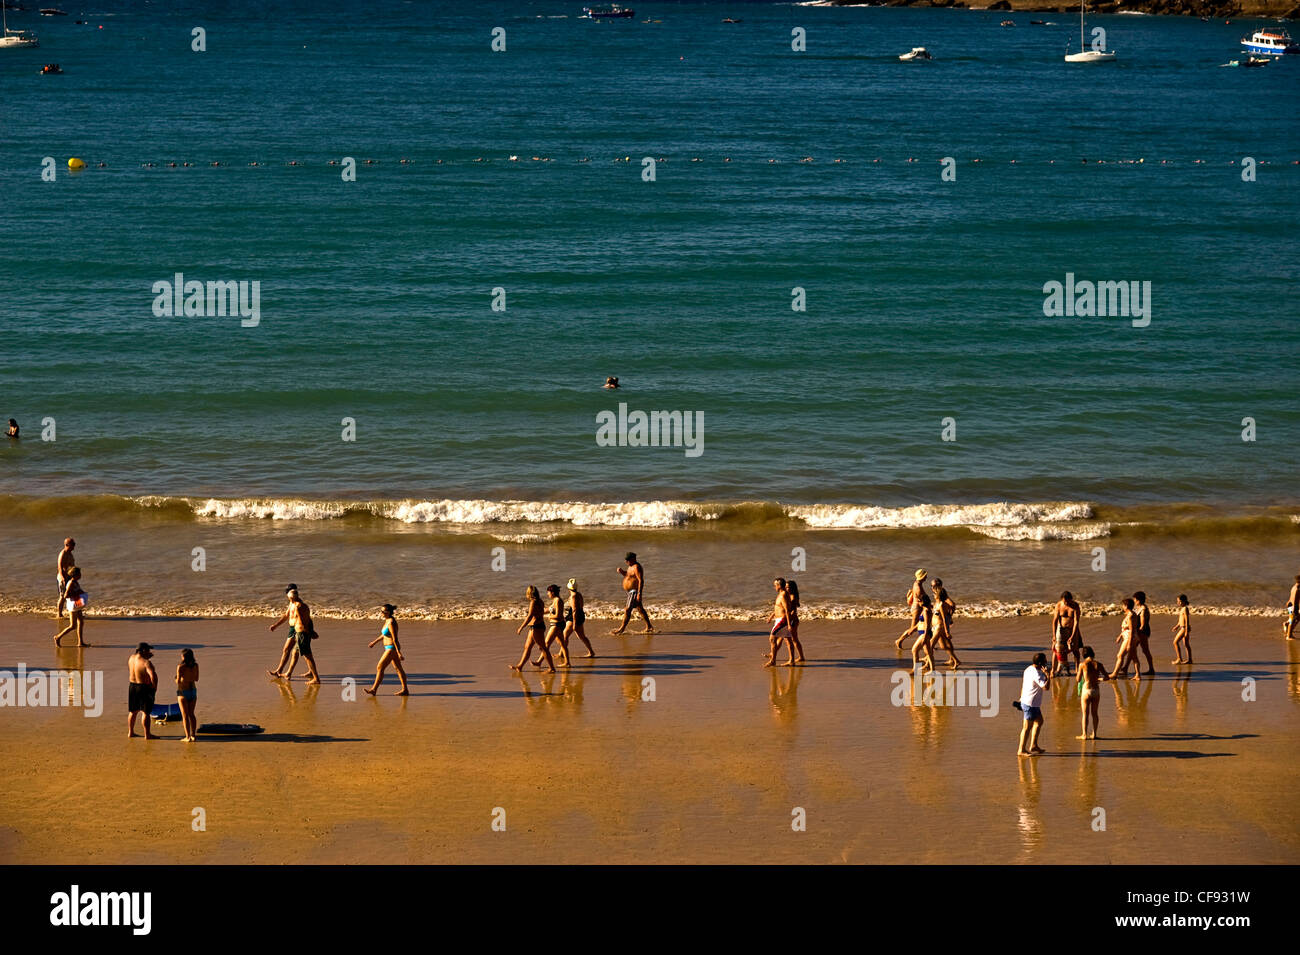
[1075,646,1110,740]
[1017,652,1050,756]
[1171,594,1193,664]
[53,567,88,647]
[176,648,199,742]
[513,585,555,673]
[365,604,409,695]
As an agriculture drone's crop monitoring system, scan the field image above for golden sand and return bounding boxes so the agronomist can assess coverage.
[0,613,1295,864]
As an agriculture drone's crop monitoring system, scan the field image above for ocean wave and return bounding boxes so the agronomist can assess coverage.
[786,500,1095,530]
[971,522,1111,542]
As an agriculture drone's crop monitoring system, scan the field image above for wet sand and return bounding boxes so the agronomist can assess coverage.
[0,612,1296,864]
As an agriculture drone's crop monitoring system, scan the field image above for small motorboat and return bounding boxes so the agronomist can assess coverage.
[721,17,741,23]
[39,7,67,15]
[899,47,932,61]
[583,4,634,18]
[39,61,61,73]
[1242,55,1270,67]
[1000,19,1015,27]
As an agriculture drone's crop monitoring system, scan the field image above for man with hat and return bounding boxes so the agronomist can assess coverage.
[128,643,158,739]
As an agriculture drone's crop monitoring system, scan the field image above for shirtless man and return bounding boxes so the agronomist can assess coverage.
[895,569,931,649]
[1286,575,1300,641]
[56,538,76,619]
[1171,593,1193,664]
[764,577,795,667]
[127,643,158,739]
[270,586,320,683]
[1050,591,1082,677]
[1131,591,1155,675]
[268,583,302,677]
[611,552,656,635]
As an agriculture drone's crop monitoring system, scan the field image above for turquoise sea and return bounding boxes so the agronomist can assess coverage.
[1,1,1297,618]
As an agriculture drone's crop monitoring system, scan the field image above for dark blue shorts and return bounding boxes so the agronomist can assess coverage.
[1022,705,1042,722]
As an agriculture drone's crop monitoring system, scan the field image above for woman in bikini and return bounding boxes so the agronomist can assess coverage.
[895,569,931,649]
[930,578,961,668]
[513,586,556,672]
[1110,597,1140,681]
[563,579,595,658]
[176,648,200,742]
[1076,645,1110,740]
[365,603,409,695]
[53,567,89,648]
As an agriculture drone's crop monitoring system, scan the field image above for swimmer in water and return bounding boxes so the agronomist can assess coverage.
[604,376,619,389]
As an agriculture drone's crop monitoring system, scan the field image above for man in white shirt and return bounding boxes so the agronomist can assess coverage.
[1018,652,1050,756]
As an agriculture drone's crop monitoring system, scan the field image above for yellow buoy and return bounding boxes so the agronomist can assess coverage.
[67,157,86,170]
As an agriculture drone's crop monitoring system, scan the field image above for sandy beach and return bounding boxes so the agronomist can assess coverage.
[1,612,1295,865]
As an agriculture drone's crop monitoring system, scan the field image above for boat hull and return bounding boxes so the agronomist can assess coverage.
[1064,51,1117,63]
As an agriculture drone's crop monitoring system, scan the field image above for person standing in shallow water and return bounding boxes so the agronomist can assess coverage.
[53,567,88,647]
[366,604,409,695]
[1286,575,1299,641]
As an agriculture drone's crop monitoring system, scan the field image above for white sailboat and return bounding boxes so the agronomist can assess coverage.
[1064,0,1114,63]
[1,2,40,48]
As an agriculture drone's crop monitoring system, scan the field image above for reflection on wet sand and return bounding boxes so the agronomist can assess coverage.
[768,664,802,724]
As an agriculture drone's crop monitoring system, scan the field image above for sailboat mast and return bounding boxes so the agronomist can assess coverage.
[1080,0,1085,52]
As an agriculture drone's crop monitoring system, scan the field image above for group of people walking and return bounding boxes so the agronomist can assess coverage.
[893,569,962,671]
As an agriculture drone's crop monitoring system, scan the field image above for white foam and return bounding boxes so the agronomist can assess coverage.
[970,522,1111,542]
[193,498,348,521]
[785,500,1094,530]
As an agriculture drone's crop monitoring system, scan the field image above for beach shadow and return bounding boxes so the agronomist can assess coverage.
[1125,733,1259,742]
[803,657,909,670]
[1060,749,1235,760]
[331,672,474,687]
[424,689,555,699]
[67,643,236,651]
[197,733,369,743]
[94,615,214,623]
[669,630,768,638]
[596,653,723,662]
[579,661,711,677]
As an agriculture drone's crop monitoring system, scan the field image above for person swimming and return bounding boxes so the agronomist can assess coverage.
[604,376,619,389]
[6,418,17,438]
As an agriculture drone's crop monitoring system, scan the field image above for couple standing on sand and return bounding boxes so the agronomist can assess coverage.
[894,569,961,671]
[126,643,200,741]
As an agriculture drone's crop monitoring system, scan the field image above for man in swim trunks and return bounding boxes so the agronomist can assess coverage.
[282,589,321,684]
[1287,575,1300,641]
[611,552,656,635]
[128,643,158,740]
[268,583,302,678]
[764,577,794,668]
[56,537,76,620]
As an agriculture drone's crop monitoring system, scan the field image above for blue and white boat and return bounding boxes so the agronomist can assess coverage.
[1241,28,1299,56]
[583,5,635,19]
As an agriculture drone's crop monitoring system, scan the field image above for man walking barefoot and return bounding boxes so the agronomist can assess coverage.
[611,552,656,635]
